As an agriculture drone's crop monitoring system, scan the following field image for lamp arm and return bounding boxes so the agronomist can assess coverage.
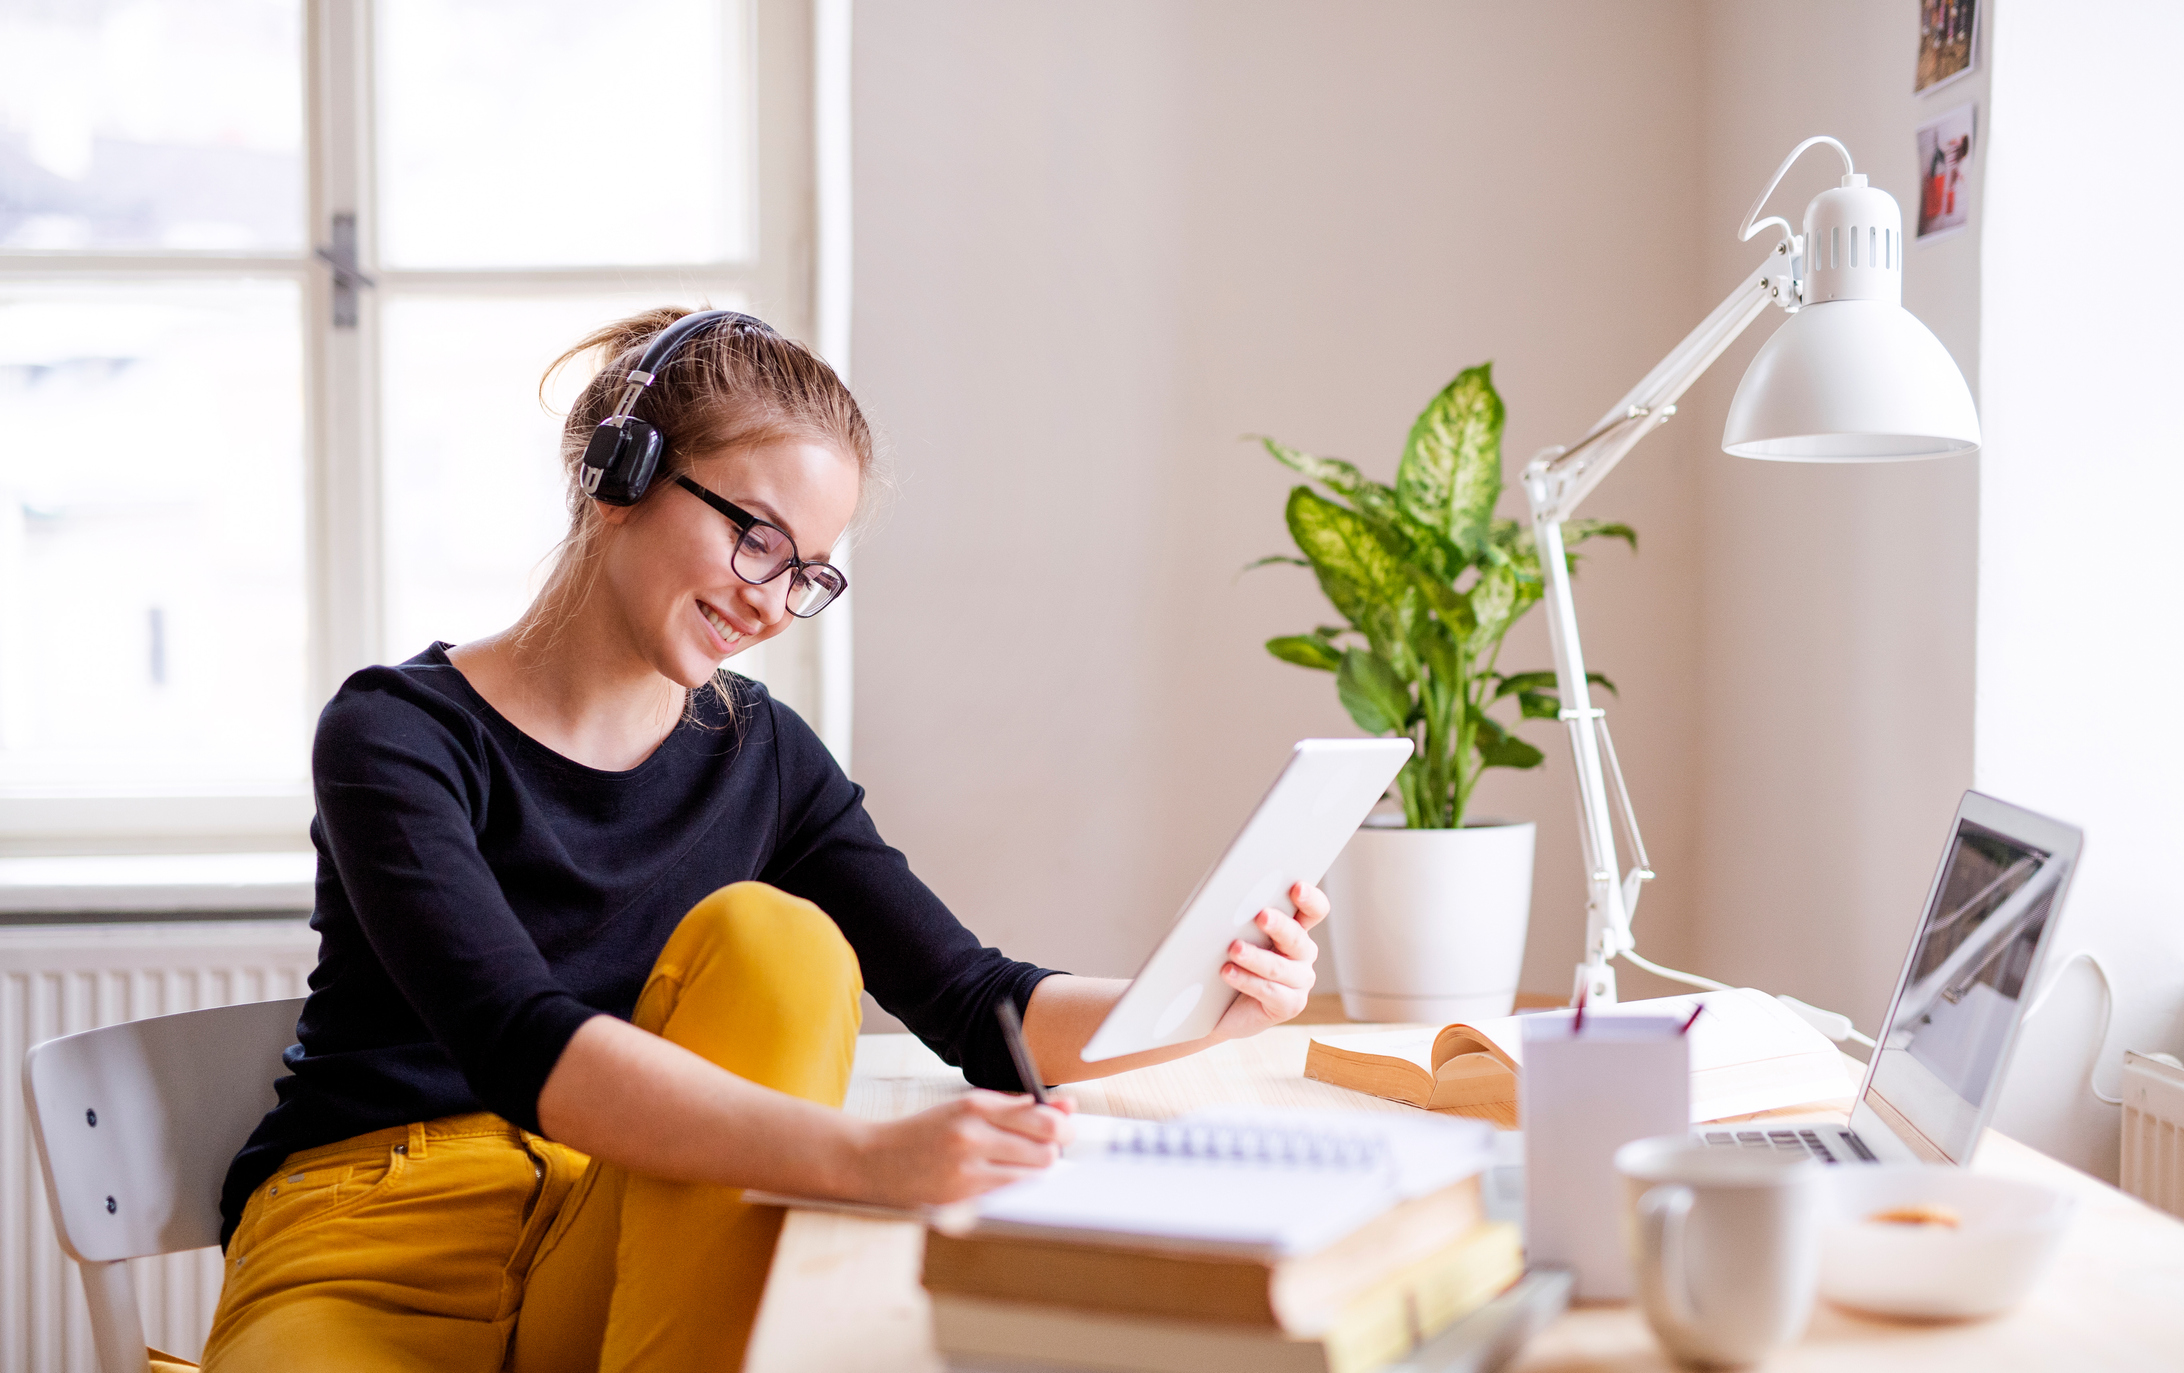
[1522,240,1801,1006]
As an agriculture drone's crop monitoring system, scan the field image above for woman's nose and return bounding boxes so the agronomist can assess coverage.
[737,576,790,626]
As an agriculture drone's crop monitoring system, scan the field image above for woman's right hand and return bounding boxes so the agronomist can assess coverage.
[849,1090,1075,1206]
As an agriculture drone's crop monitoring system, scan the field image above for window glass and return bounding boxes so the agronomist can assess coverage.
[0,0,304,253]
[376,0,748,269]
[0,278,309,790]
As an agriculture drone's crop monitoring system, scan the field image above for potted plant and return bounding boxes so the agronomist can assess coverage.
[1253,362,1632,1021]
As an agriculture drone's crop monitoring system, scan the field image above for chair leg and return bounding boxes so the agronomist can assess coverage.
[78,1259,151,1373]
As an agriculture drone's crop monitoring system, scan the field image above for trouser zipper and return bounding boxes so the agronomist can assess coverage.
[521,1152,546,1224]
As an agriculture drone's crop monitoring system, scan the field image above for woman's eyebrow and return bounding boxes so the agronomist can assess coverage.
[736,496,791,530]
[734,495,831,560]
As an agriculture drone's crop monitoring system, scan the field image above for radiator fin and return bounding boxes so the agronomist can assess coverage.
[2120,1050,2184,1222]
[1,921,316,1373]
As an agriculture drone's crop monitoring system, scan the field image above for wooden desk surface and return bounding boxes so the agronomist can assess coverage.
[742,1022,2184,1372]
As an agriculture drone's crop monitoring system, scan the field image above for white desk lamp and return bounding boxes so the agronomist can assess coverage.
[1524,136,1981,1008]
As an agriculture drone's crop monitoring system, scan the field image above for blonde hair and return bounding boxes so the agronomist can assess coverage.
[529,307,873,710]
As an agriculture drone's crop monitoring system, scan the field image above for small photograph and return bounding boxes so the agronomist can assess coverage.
[1916,0,1979,93]
[1916,104,1977,240]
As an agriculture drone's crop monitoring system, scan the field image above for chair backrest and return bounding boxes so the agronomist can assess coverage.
[22,998,304,1262]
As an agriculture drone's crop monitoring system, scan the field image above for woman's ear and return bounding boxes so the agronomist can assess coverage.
[594,497,638,527]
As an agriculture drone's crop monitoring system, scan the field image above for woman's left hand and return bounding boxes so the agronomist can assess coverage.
[1209,881,1328,1041]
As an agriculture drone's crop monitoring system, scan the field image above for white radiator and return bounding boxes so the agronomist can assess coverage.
[2120,1049,2184,1222]
[1,920,317,1373]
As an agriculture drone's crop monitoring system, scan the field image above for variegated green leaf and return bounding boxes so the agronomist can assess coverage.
[1405,565,1477,638]
[1396,363,1505,560]
[1285,486,1420,673]
[1466,562,1521,655]
[1258,437,1372,496]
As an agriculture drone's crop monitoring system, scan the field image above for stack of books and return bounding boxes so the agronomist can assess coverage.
[920,1109,1526,1373]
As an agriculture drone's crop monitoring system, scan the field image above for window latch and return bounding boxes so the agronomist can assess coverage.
[312,212,377,329]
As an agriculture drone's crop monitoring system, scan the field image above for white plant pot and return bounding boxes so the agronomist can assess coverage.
[1323,819,1536,1024]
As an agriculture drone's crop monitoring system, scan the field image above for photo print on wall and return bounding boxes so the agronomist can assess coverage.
[1916,0,1978,94]
[1916,104,1976,241]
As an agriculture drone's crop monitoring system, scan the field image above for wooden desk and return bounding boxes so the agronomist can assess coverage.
[743,1026,2184,1372]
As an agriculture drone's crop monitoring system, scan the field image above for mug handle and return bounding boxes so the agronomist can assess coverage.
[1639,1183,1698,1327]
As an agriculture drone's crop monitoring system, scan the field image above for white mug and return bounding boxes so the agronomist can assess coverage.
[1614,1137,1823,1368]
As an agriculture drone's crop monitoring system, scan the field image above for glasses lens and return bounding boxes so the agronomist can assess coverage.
[729,521,793,584]
[786,564,847,617]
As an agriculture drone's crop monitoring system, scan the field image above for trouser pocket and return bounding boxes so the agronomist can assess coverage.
[229,1139,408,1265]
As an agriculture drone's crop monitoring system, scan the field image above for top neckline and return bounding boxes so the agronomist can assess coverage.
[421,642,723,781]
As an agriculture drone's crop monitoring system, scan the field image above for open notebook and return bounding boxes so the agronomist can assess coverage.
[1304,988,1852,1127]
[750,1107,1494,1261]
[962,1107,1494,1259]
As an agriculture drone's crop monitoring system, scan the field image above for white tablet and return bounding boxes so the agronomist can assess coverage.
[1079,737,1414,1062]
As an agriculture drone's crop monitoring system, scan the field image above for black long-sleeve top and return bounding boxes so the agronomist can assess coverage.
[220,643,1057,1246]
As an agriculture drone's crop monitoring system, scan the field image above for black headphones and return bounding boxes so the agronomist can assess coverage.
[578,309,778,506]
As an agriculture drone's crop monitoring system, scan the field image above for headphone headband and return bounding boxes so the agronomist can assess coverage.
[581,308,778,504]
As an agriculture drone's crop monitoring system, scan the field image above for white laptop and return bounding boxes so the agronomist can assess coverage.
[1700,790,2082,1166]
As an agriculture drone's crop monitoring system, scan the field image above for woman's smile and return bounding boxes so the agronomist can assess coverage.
[696,597,751,655]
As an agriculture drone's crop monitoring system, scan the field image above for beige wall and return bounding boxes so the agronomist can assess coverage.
[845,0,2178,1186]
[847,0,1711,1011]
[1681,1,1983,1035]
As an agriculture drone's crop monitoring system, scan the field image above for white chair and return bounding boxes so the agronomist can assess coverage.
[21,998,305,1373]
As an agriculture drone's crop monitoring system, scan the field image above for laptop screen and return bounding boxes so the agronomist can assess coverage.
[1862,814,2069,1162]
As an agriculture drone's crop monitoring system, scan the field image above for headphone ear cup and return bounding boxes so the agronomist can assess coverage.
[580,419,664,506]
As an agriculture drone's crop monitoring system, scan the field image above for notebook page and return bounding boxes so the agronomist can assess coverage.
[968,1109,1488,1257]
[970,1149,1396,1258]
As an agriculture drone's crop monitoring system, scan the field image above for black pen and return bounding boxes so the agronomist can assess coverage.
[994,998,1052,1105]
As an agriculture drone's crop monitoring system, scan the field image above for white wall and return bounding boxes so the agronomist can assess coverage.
[1974,1,2184,1180]
[1681,0,1984,1036]
[848,1,1712,1007]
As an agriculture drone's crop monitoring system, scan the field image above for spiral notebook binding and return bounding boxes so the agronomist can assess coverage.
[1097,1119,1389,1170]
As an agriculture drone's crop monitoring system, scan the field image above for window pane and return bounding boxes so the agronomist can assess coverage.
[0,0,303,253]
[0,279,309,791]
[376,0,749,269]
[381,291,771,703]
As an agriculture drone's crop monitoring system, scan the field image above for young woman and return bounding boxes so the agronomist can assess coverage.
[199,309,1330,1373]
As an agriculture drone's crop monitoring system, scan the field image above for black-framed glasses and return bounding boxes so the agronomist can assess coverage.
[674,476,848,617]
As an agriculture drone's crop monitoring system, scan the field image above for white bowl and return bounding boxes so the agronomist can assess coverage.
[1819,1166,2074,1320]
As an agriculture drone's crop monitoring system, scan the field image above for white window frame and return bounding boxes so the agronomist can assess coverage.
[0,0,850,866]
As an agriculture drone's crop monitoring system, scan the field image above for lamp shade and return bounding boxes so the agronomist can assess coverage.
[1722,299,1981,460]
[1723,173,1980,461]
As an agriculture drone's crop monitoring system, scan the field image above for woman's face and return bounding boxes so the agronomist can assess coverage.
[597,437,860,689]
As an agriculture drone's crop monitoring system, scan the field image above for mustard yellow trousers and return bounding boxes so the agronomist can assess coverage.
[194,882,863,1373]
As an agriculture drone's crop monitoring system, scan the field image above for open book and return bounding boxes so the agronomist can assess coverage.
[1304,988,1854,1127]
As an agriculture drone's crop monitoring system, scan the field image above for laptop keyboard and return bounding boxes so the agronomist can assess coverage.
[1698,1127,1877,1164]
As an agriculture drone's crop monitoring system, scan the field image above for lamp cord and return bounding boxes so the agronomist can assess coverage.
[1615,944,2122,1101]
[2024,949,2124,1105]
[1617,948,1880,1048]
[1737,134,1856,247]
